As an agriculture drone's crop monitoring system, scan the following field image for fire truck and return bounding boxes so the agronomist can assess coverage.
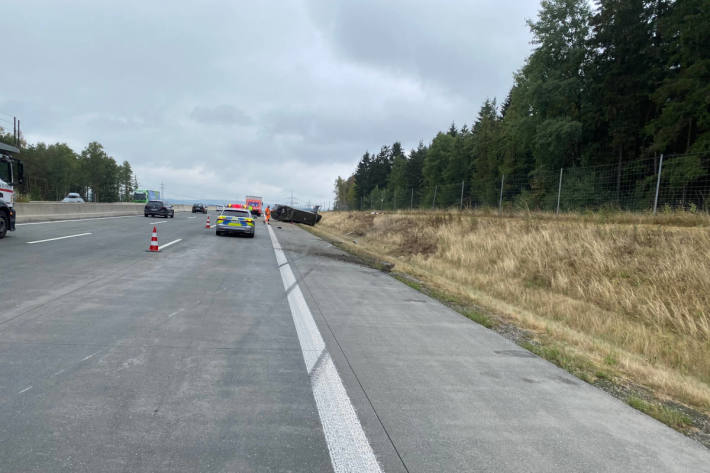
[0,142,24,239]
[245,195,263,217]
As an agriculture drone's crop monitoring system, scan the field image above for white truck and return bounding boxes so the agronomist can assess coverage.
[0,142,24,239]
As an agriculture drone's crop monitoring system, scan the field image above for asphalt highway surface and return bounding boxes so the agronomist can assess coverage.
[1,212,708,472]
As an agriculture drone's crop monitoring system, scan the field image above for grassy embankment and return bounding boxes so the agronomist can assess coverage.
[309,209,710,437]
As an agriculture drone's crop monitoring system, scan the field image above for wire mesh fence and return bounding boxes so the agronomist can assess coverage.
[357,154,710,214]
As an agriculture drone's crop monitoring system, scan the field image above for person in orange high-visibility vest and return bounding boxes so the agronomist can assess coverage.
[264,205,271,225]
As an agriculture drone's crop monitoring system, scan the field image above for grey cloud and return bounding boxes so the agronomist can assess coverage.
[190,105,252,126]
[306,0,538,102]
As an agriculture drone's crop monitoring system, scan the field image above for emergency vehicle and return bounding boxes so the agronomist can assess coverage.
[0,142,24,239]
[245,195,263,216]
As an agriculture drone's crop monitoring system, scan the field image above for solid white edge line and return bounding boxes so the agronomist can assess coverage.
[158,238,182,251]
[17,215,139,226]
[26,232,93,244]
[267,225,383,473]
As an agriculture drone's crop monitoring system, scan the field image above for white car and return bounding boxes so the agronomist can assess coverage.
[62,193,85,203]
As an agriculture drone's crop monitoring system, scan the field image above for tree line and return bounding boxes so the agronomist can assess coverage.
[1,129,135,202]
[334,0,709,211]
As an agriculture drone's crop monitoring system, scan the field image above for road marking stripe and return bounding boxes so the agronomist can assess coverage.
[267,225,382,473]
[187,216,197,219]
[52,369,65,377]
[158,239,182,251]
[167,308,185,319]
[26,232,92,244]
[18,386,32,394]
[81,351,98,362]
[149,221,168,225]
[17,215,138,226]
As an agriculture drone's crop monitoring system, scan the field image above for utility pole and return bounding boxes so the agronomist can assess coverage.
[13,116,17,145]
[161,181,164,200]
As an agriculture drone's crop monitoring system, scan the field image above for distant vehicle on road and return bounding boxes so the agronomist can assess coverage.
[192,202,207,213]
[144,200,174,218]
[245,195,263,216]
[216,208,255,237]
[133,189,161,203]
[62,192,85,203]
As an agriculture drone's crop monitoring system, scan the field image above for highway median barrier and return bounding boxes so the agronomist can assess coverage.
[15,202,192,223]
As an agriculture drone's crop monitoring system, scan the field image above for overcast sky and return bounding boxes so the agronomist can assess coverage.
[2,0,540,206]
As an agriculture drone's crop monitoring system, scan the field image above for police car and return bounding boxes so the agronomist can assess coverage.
[215,205,255,238]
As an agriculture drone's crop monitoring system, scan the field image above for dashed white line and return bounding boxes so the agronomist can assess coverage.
[80,351,98,362]
[18,386,32,394]
[187,216,197,219]
[158,238,182,251]
[17,215,139,226]
[26,232,92,244]
[149,221,168,225]
[167,308,185,319]
[267,225,383,473]
[52,369,66,377]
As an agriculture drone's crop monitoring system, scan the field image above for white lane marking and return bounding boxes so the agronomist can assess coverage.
[18,386,32,394]
[149,221,168,225]
[17,215,139,226]
[158,239,182,251]
[187,216,197,219]
[210,224,216,228]
[52,369,65,377]
[167,308,185,319]
[81,351,98,362]
[26,232,92,244]
[267,225,383,473]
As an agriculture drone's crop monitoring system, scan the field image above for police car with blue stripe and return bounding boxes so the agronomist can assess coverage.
[215,206,255,238]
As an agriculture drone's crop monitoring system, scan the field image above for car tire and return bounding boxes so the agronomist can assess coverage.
[0,214,8,239]
[248,233,255,238]
[170,212,174,218]
[144,214,148,217]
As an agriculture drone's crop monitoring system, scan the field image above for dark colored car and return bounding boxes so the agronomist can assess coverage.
[192,202,207,213]
[144,200,174,218]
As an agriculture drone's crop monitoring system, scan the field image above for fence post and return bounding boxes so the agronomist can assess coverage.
[410,188,414,210]
[556,168,563,215]
[460,180,465,210]
[432,185,438,209]
[653,153,664,214]
[498,174,505,215]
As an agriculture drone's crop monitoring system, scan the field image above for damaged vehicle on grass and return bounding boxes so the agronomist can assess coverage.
[271,205,322,226]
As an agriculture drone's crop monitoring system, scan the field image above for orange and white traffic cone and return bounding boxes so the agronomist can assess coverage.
[205,216,211,229]
[149,226,159,252]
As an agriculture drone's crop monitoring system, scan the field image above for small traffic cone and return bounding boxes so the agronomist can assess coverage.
[149,226,159,252]
[205,216,211,229]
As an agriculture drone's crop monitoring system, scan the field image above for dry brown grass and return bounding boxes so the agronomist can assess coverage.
[316,210,710,412]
